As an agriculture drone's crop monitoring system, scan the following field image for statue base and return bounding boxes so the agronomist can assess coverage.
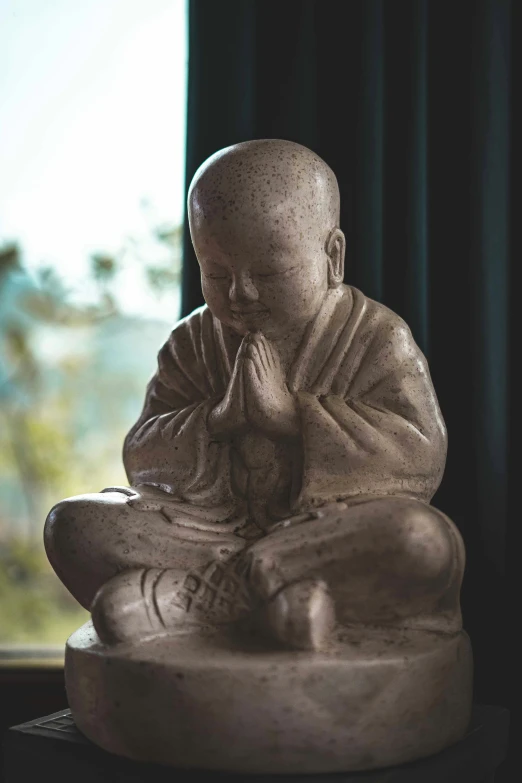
[65,621,473,774]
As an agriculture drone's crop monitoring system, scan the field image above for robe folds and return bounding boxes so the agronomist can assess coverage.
[124,285,447,532]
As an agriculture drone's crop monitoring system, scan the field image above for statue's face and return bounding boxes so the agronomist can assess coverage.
[192,209,330,338]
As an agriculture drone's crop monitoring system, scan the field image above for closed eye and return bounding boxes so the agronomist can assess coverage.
[203,267,229,279]
[256,265,298,278]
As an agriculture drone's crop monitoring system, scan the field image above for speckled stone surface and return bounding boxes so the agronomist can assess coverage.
[66,621,473,774]
[45,139,474,772]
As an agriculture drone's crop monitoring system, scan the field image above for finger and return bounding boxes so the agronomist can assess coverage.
[253,340,269,372]
[245,343,257,361]
[238,335,251,359]
[254,336,271,371]
[251,332,267,354]
[259,335,277,371]
[248,333,262,352]
[245,356,262,384]
[237,358,246,403]
[260,335,278,370]
[231,359,245,394]
[273,346,283,374]
[230,351,244,384]
[246,342,268,373]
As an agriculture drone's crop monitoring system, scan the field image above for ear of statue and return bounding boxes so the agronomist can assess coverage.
[326,228,346,288]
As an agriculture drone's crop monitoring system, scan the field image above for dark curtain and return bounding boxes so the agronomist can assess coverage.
[183,0,517,765]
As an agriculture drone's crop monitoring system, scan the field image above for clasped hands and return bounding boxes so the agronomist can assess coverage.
[208,333,299,440]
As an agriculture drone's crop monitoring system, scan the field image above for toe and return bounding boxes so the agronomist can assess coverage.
[266,579,336,652]
[91,568,162,644]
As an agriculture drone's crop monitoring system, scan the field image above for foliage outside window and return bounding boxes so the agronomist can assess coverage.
[0,0,187,653]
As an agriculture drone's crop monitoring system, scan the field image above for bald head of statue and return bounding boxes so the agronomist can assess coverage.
[188,139,346,339]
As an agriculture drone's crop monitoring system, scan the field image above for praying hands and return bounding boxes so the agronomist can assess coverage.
[208,332,299,440]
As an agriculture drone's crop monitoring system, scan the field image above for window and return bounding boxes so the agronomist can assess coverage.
[0,0,187,657]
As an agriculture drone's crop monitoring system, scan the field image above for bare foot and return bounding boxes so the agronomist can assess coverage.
[91,562,254,644]
[265,579,336,651]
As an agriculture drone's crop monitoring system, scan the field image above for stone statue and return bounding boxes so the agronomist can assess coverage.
[44,140,473,774]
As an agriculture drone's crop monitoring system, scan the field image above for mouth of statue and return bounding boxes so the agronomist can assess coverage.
[231,307,270,320]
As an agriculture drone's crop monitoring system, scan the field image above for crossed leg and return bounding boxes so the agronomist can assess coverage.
[44,486,247,611]
[45,489,464,647]
[247,495,465,636]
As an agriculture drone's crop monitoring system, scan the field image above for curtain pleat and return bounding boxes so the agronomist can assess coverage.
[183,0,258,313]
[356,0,385,303]
[183,0,516,732]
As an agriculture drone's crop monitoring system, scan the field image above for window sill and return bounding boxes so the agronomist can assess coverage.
[0,648,64,671]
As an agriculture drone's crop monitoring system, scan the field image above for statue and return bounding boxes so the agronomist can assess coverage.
[44,140,473,774]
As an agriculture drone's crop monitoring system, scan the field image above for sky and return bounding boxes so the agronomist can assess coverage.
[0,0,187,320]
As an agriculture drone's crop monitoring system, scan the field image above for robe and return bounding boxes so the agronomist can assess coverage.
[123,285,447,533]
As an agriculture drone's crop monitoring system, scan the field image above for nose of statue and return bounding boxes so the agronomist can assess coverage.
[229,272,259,303]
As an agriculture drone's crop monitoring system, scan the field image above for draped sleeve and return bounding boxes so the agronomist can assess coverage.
[293,292,447,508]
[123,307,238,518]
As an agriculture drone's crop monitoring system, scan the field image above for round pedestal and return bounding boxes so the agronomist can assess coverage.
[65,621,473,774]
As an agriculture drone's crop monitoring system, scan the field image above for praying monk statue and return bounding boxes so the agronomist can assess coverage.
[45,139,464,651]
[45,140,472,774]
